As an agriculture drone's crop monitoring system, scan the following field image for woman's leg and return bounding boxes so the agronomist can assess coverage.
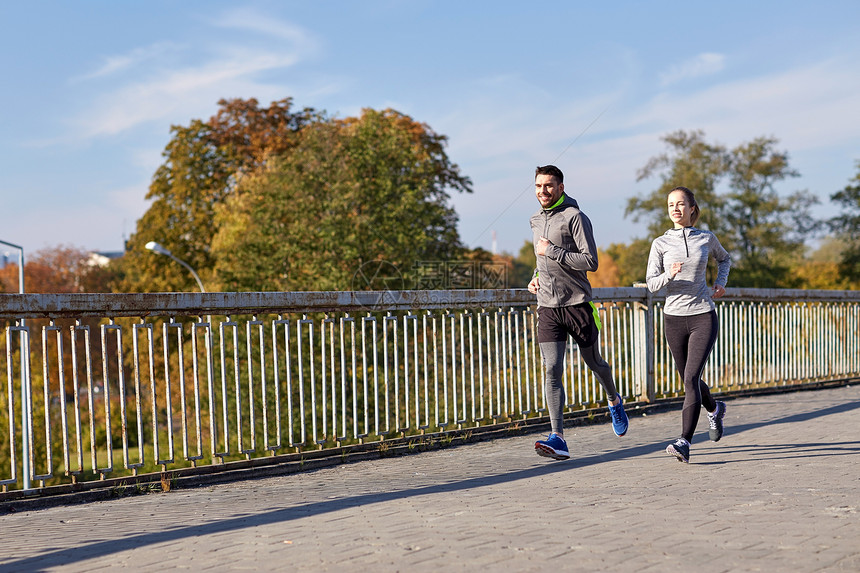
[663,314,695,441]
[665,312,718,442]
[690,312,719,415]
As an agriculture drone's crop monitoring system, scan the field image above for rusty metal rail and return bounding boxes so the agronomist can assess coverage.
[1,287,858,491]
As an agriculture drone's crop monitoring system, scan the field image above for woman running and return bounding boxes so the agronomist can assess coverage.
[646,186,731,463]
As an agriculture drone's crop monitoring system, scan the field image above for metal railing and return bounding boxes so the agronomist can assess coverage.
[1,287,858,491]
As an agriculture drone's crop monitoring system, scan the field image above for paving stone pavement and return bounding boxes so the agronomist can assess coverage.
[0,385,858,573]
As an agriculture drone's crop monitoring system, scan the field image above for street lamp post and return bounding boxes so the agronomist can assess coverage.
[144,242,206,293]
[1,239,31,490]
[145,241,211,327]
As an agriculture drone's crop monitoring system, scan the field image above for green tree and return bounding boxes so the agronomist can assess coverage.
[720,137,819,286]
[118,98,322,292]
[628,130,820,288]
[604,239,652,287]
[790,237,854,290]
[829,161,860,282]
[628,130,729,237]
[509,240,536,288]
[211,108,472,291]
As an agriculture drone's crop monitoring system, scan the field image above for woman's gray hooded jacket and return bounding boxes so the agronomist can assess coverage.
[646,227,731,316]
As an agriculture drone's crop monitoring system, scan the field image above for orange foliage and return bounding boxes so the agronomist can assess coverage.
[589,248,622,287]
[0,245,117,293]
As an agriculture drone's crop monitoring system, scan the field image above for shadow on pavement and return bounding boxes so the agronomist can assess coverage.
[3,397,859,571]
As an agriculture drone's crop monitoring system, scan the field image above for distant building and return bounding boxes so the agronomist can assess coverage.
[87,251,124,267]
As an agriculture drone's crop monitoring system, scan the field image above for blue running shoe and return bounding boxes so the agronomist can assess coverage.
[609,396,629,437]
[534,433,570,460]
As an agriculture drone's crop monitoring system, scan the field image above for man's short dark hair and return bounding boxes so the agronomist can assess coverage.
[535,165,564,183]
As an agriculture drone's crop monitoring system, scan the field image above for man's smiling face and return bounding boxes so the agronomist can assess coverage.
[535,173,564,208]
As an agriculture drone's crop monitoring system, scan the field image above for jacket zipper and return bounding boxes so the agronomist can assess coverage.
[542,210,552,295]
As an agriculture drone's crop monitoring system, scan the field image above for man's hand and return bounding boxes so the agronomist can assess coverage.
[536,236,552,256]
[528,275,539,294]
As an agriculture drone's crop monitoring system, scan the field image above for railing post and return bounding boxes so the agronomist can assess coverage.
[633,284,656,403]
[0,239,30,490]
[645,287,656,403]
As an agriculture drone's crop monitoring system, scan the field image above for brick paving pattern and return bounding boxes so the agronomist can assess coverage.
[1,385,858,572]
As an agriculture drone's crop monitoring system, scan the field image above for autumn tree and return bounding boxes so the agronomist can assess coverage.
[588,248,621,288]
[0,246,118,414]
[504,240,622,288]
[211,108,472,291]
[829,161,860,282]
[604,239,652,287]
[118,98,322,292]
[628,130,821,288]
[789,237,854,290]
[0,245,117,293]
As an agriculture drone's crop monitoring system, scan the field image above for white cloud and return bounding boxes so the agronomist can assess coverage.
[635,56,860,153]
[75,49,302,137]
[659,53,726,86]
[209,7,319,50]
[73,42,179,82]
[67,11,319,139]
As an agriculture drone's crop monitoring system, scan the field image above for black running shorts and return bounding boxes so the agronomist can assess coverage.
[537,302,599,347]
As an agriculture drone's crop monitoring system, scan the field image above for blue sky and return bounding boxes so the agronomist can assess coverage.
[2,1,859,260]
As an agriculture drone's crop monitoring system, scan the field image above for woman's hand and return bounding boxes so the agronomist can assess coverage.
[669,261,683,278]
[712,284,725,298]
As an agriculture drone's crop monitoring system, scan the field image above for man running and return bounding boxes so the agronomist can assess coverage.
[528,165,629,460]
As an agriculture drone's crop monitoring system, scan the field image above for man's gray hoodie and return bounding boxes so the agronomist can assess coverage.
[530,194,598,308]
[646,227,731,316]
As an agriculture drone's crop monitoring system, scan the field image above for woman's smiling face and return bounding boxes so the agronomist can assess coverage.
[667,189,694,228]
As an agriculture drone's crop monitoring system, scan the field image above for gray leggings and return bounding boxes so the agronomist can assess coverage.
[540,340,618,434]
